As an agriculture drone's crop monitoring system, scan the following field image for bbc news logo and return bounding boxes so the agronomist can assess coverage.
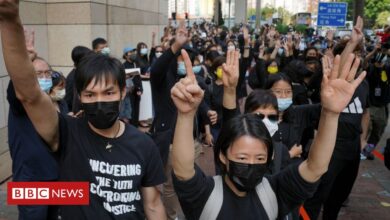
[7,182,89,205]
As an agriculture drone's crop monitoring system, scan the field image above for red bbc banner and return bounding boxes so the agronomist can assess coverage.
[7,182,89,205]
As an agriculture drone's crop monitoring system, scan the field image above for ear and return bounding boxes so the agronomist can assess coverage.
[219,152,227,166]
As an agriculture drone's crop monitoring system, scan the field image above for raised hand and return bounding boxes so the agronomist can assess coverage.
[221,50,240,89]
[171,49,204,115]
[351,16,363,45]
[24,27,37,61]
[275,39,282,49]
[0,0,19,22]
[326,30,335,42]
[286,34,293,50]
[320,54,366,114]
[289,144,303,158]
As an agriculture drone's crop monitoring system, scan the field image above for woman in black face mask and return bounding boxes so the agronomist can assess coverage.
[170,49,366,220]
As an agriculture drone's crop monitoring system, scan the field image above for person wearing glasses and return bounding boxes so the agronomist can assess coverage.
[243,89,292,174]
[265,73,322,159]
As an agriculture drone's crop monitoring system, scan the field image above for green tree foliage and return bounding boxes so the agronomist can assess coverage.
[376,11,390,27]
[262,5,276,20]
[336,0,389,26]
[247,4,276,20]
[295,24,307,33]
[276,23,289,34]
[276,7,292,24]
[365,0,390,21]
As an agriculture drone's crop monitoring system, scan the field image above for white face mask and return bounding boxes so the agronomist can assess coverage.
[140,48,148,55]
[101,47,111,56]
[155,52,163,58]
[262,118,278,137]
[51,89,66,101]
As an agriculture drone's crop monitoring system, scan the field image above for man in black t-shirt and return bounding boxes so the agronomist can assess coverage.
[0,2,166,220]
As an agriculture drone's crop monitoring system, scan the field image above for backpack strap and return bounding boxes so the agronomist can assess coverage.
[199,176,224,220]
[256,177,278,220]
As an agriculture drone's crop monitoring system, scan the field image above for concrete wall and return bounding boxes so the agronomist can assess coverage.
[0,0,168,130]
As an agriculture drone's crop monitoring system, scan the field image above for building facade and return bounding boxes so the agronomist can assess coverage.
[0,0,168,131]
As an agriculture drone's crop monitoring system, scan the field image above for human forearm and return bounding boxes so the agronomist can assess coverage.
[1,19,40,101]
[172,113,196,180]
[299,109,339,182]
[223,87,236,110]
[142,187,167,220]
[270,46,278,59]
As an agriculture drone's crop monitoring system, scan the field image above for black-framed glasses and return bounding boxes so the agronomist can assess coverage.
[254,112,279,122]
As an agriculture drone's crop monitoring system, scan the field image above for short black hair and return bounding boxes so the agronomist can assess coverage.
[51,71,65,88]
[265,72,292,90]
[75,53,125,95]
[71,46,92,66]
[214,114,274,174]
[245,89,278,113]
[92,38,107,50]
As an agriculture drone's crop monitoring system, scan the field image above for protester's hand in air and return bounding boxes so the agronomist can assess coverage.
[286,34,293,51]
[207,110,218,125]
[324,48,334,63]
[221,50,240,90]
[171,50,204,115]
[320,54,366,114]
[172,21,188,52]
[24,27,37,61]
[289,144,303,158]
[0,0,19,22]
[326,30,335,42]
[351,16,363,45]
[275,39,282,49]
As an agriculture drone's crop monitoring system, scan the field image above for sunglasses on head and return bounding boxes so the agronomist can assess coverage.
[254,112,278,122]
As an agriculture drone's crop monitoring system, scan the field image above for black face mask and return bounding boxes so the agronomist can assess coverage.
[227,160,268,192]
[82,101,120,129]
[129,54,137,62]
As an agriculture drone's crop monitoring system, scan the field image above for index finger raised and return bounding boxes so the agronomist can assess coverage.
[181,49,196,82]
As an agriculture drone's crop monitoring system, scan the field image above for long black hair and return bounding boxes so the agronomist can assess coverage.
[265,72,293,90]
[214,114,274,174]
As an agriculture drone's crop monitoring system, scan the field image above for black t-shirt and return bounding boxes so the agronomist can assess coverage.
[173,163,318,220]
[58,114,165,219]
[333,80,369,160]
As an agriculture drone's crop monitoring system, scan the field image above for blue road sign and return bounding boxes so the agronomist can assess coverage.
[317,2,348,27]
